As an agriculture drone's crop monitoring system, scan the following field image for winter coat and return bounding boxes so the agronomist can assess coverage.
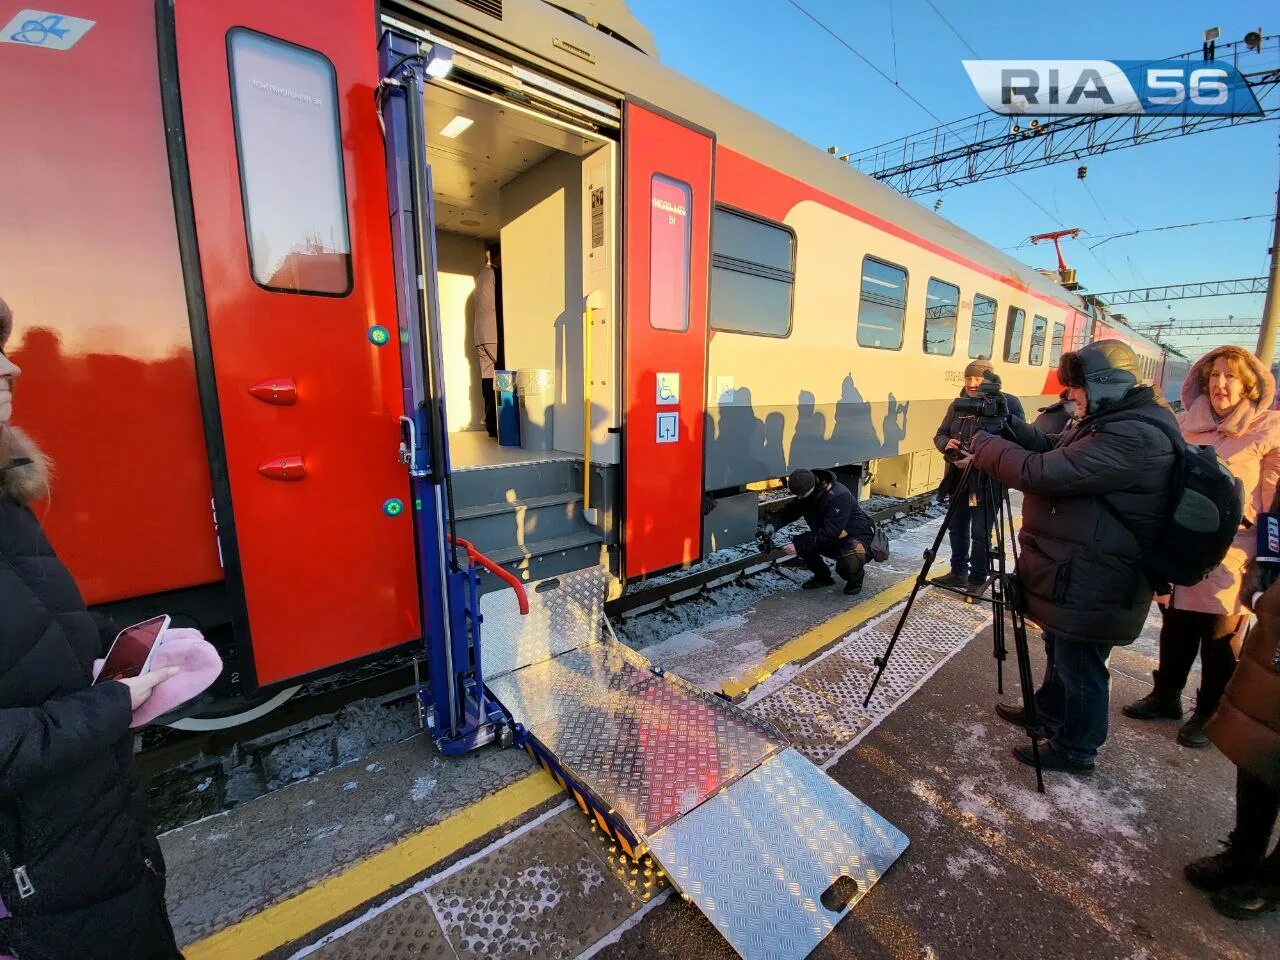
[934,389,1026,500]
[0,436,179,959]
[971,385,1179,645]
[1169,352,1280,616]
[1206,579,1280,789]
[772,469,873,556]
[1032,398,1075,435]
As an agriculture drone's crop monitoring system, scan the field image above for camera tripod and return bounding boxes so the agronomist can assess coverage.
[863,457,1047,792]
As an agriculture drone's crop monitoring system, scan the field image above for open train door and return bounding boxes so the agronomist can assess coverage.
[622,102,714,578]
[163,0,418,689]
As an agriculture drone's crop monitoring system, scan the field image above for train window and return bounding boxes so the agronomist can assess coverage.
[969,294,997,359]
[1004,307,1026,363]
[923,278,959,355]
[1027,315,1048,366]
[709,207,795,336]
[228,30,352,296]
[857,256,907,350]
[649,174,693,331]
[1049,320,1066,365]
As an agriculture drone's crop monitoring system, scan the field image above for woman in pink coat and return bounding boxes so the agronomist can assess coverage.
[1124,345,1280,746]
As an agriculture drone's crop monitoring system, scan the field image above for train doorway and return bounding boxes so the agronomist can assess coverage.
[384,29,623,586]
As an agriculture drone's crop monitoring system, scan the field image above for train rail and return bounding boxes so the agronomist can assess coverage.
[140,491,938,829]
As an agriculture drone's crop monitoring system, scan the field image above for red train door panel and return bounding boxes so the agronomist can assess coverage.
[622,103,713,578]
[171,0,418,686]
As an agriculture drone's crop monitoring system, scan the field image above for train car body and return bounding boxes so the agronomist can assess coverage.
[1,0,1182,705]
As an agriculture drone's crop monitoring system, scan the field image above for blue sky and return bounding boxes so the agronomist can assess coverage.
[628,0,1277,357]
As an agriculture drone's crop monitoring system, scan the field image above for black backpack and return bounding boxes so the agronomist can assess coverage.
[1097,412,1244,591]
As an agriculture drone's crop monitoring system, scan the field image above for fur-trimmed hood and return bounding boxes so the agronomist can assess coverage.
[1181,346,1277,439]
[0,425,51,505]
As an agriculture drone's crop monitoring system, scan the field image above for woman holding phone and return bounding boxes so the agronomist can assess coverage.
[0,300,185,959]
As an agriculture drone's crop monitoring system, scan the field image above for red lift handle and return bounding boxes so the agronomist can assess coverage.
[449,536,530,616]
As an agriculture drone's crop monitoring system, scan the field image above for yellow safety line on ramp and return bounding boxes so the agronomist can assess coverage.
[183,771,562,960]
[720,567,949,700]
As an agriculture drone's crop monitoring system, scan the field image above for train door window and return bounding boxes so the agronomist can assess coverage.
[227,29,352,296]
[1027,315,1048,365]
[709,207,795,336]
[649,174,693,331]
[970,294,996,359]
[1003,307,1026,363]
[858,256,907,350]
[923,278,959,355]
[1049,320,1066,365]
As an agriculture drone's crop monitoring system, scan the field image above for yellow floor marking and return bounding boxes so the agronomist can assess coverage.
[184,770,561,960]
[720,566,950,700]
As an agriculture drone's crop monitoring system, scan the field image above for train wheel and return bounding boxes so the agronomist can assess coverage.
[166,685,301,731]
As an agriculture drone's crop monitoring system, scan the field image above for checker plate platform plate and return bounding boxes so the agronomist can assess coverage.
[483,568,909,960]
[647,747,909,960]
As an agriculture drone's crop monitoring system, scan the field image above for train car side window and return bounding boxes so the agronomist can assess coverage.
[923,278,959,355]
[969,294,996,359]
[1003,307,1026,363]
[1027,314,1048,365]
[709,207,795,337]
[858,256,907,350]
[1049,320,1066,365]
[649,174,693,331]
[227,29,352,296]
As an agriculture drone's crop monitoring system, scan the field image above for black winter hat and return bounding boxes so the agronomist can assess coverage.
[787,469,816,497]
[1058,339,1138,407]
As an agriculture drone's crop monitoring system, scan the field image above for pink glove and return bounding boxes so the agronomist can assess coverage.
[93,627,223,727]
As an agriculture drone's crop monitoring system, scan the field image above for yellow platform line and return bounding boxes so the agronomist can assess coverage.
[720,566,948,700]
[184,771,562,960]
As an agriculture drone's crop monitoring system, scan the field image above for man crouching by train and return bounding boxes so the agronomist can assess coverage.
[955,340,1178,774]
[934,358,1025,594]
[772,469,874,596]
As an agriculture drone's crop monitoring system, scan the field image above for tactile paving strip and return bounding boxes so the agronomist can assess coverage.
[646,747,909,960]
[309,892,452,959]
[480,566,609,678]
[750,589,992,764]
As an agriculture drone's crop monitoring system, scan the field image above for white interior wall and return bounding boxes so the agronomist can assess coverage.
[436,231,487,433]
[499,152,583,452]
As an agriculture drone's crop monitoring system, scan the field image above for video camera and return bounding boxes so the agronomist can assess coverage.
[953,371,1009,433]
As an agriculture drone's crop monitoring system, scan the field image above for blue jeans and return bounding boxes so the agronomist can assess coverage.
[1034,632,1114,764]
[947,494,991,584]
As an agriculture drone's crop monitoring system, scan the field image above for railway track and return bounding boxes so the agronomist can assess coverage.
[140,491,938,829]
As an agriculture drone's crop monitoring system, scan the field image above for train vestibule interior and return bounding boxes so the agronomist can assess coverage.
[425,83,617,473]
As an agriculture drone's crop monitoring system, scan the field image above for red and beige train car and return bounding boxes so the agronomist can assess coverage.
[0,0,1179,713]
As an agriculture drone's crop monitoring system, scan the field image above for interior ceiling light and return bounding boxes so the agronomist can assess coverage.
[439,115,474,139]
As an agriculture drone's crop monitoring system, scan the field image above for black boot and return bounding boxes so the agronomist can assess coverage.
[802,574,835,589]
[1122,671,1184,720]
[1185,838,1262,892]
[1177,690,1214,748]
[1211,878,1280,920]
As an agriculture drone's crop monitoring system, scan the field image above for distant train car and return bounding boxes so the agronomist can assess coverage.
[0,0,1146,715]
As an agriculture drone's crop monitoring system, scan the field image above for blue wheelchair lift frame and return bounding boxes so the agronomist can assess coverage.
[378,31,512,756]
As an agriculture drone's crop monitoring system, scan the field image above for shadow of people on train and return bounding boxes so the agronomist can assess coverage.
[881,392,909,457]
[788,389,828,471]
[705,387,770,490]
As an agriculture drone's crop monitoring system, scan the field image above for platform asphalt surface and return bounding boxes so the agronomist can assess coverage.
[159,513,1278,959]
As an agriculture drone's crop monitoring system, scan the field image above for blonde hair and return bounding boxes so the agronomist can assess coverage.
[1199,346,1262,403]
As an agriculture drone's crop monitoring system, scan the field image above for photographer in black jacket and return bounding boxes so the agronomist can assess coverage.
[772,469,874,596]
[934,359,1025,594]
[960,340,1179,774]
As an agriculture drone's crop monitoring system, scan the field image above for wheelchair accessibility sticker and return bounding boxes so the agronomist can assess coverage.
[2,10,95,50]
[656,372,680,406]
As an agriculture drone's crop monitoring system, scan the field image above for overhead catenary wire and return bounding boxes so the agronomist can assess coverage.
[781,0,1065,228]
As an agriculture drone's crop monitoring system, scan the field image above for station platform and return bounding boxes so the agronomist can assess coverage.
[160,513,1278,960]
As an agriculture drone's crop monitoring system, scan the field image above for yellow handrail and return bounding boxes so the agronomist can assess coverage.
[582,293,600,526]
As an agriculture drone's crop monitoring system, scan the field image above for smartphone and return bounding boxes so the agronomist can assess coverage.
[96,615,171,684]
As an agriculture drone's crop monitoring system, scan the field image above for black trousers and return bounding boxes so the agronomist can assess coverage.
[1234,766,1280,878]
[481,376,496,438]
[799,544,866,586]
[1156,606,1247,714]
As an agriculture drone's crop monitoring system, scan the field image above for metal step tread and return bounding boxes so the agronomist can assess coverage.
[454,491,581,521]
[484,530,604,566]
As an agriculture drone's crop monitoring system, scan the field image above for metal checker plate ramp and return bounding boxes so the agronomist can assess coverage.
[480,566,608,678]
[647,747,909,960]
